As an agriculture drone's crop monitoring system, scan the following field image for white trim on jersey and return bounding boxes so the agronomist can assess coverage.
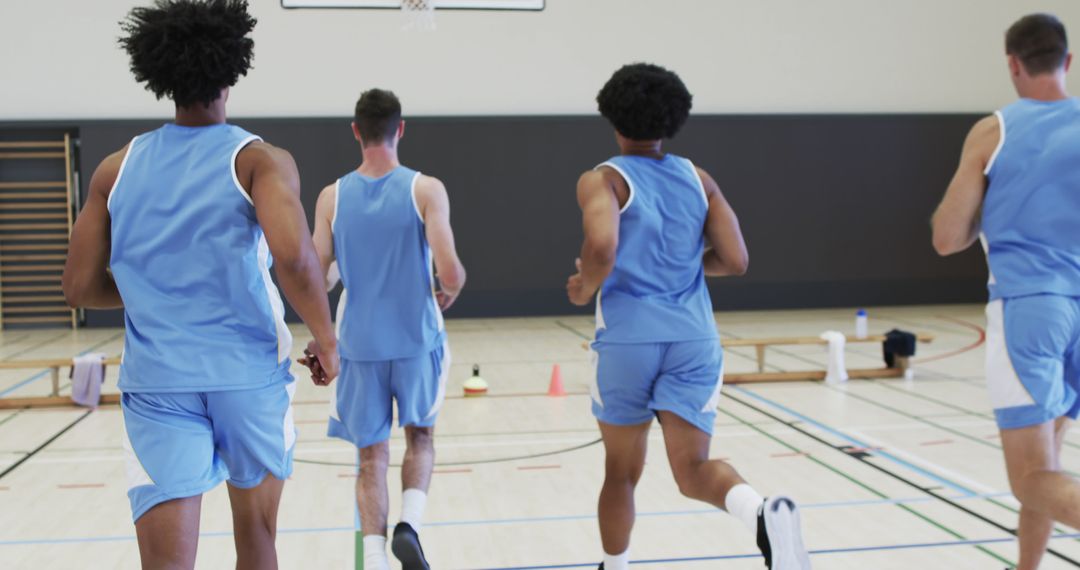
[409,171,425,223]
[595,289,606,332]
[683,158,709,208]
[106,136,140,213]
[331,179,341,230]
[282,381,297,452]
[423,341,451,421]
[596,161,636,214]
[984,111,1006,176]
[985,300,1036,410]
[979,233,997,286]
[230,135,263,206]
[427,245,445,332]
[257,234,293,363]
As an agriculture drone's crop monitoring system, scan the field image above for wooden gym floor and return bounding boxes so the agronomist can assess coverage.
[2,304,1078,569]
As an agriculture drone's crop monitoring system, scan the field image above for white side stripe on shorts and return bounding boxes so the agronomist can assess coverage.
[985,300,1036,410]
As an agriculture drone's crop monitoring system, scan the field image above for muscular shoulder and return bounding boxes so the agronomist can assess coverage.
[237,141,296,172]
[966,115,1001,156]
[90,145,130,200]
[694,166,721,199]
[413,174,448,209]
[583,166,628,207]
[234,141,298,194]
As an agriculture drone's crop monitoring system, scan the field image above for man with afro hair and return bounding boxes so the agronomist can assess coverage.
[567,63,811,570]
[62,1,339,568]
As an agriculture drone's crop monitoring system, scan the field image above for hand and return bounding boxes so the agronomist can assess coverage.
[298,339,340,386]
[566,258,593,306]
[435,287,459,312]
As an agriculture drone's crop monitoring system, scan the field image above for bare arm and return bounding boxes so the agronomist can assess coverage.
[311,183,337,290]
[62,149,125,309]
[932,115,999,256]
[415,175,466,310]
[239,142,338,383]
[567,169,620,306]
[698,168,749,277]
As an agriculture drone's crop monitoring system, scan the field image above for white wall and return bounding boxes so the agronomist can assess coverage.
[2,0,1080,119]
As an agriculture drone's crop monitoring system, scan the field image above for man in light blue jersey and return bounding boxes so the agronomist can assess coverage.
[311,88,466,570]
[933,14,1080,570]
[567,64,810,570]
[62,1,339,568]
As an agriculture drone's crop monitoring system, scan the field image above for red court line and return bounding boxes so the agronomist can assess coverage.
[57,483,105,489]
[517,465,561,471]
[434,468,473,475]
[915,316,986,364]
[919,439,954,447]
[770,451,809,458]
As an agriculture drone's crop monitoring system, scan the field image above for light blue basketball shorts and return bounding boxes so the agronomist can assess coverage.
[986,295,1080,430]
[120,378,297,522]
[589,339,723,435]
[328,342,450,449]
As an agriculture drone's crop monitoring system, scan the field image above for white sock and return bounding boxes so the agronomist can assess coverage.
[400,488,428,531]
[725,483,764,535]
[362,535,389,570]
[602,550,629,570]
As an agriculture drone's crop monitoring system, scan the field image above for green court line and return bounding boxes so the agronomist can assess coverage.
[0,410,21,429]
[553,320,591,341]
[354,530,363,570]
[718,405,1015,566]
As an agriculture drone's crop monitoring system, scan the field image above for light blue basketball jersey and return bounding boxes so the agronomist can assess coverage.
[983,98,1080,300]
[333,167,444,361]
[594,154,718,344]
[108,124,292,393]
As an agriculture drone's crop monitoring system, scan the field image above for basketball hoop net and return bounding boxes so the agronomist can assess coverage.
[401,0,436,31]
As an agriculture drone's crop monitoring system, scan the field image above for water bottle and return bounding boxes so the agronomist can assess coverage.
[855,309,868,339]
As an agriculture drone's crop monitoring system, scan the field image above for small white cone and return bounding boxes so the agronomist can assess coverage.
[820,331,849,384]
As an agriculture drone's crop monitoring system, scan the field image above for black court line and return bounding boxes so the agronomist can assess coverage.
[295,437,602,469]
[726,391,1080,567]
[0,410,92,482]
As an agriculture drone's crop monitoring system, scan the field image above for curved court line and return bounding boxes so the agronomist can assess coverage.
[471,533,1080,570]
[294,437,602,469]
[914,316,985,364]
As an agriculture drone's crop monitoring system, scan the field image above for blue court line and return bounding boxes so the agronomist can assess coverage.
[0,491,1013,548]
[732,386,978,496]
[424,491,1012,528]
[472,533,1080,569]
[0,333,123,398]
[0,370,50,398]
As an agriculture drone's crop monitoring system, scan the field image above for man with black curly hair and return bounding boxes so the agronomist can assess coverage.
[62,1,339,568]
[567,63,811,570]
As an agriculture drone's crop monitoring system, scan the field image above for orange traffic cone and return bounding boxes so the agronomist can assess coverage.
[547,364,566,397]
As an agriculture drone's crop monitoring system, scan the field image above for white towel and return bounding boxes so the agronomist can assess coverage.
[71,353,106,408]
[820,331,849,384]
